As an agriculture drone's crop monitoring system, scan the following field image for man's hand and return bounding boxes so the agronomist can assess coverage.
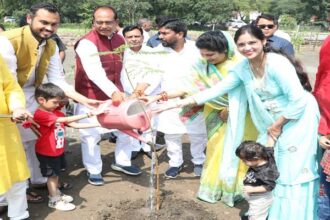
[111,91,125,106]
[319,135,330,150]
[82,98,105,110]
[12,108,32,123]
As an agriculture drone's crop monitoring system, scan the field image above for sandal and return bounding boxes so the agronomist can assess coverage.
[26,190,44,204]
[58,182,73,190]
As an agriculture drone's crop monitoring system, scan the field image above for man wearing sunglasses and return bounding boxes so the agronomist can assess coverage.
[255,14,294,57]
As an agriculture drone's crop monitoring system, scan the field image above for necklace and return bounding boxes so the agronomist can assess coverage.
[248,54,266,78]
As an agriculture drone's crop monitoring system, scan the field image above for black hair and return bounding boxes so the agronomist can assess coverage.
[234,24,312,91]
[93,5,118,21]
[196,30,228,53]
[255,14,278,26]
[29,3,60,17]
[122,25,143,37]
[155,16,171,27]
[235,141,268,161]
[0,24,5,31]
[159,18,187,37]
[35,83,65,101]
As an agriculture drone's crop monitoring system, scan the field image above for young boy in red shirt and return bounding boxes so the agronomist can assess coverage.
[34,83,103,211]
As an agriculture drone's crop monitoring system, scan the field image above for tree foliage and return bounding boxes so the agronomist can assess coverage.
[0,0,328,26]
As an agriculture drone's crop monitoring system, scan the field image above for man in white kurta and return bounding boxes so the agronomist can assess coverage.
[120,25,163,162]
[156,19,207,178]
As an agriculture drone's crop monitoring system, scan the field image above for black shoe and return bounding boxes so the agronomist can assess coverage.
[108,132,117,143]
[131,151,140,160]
[0,205,8,215]
[144,151,153,159]
[111,163,142,176]
[164,165,183,179]
[155,131,166,150]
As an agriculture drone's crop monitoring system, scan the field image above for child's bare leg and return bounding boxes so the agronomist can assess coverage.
[47,176,59,197]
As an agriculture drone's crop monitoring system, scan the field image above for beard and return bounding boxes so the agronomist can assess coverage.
[161,40,176,49]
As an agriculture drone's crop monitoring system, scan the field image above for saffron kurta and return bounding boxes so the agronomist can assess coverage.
[193,53,319,220]
[0,55,30,194]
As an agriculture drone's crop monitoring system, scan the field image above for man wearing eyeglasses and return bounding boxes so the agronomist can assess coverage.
[74,5,127,185]
[255,14,294,57]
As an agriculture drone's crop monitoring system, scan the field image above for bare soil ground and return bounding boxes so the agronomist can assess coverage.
[0,42,320,220]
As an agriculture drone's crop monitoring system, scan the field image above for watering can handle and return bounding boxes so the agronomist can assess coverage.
[139,114,150,131]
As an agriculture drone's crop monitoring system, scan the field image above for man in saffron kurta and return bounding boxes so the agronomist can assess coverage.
[0,54,31,219]
[74,5,132,185]
[0,3,99,197]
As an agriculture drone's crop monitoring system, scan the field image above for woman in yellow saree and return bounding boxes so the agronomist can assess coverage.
[184,31,257,206]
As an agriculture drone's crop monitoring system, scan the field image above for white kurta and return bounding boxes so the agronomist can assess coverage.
[156,40,207,134]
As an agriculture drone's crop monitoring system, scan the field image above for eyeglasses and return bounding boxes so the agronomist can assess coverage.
[257,24,275,29]
[94,20,116,26]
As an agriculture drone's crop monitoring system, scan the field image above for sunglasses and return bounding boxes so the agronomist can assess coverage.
[258,24,275,29]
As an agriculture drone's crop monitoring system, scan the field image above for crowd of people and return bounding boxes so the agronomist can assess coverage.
[0,2,329,220]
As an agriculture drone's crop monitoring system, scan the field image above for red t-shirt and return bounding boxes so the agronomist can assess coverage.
[34,108,66,156]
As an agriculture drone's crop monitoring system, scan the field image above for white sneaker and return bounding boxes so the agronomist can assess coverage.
[60,194,73,203]
[48,199,75,211]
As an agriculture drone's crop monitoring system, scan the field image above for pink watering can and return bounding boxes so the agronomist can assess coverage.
[97,99,154,144]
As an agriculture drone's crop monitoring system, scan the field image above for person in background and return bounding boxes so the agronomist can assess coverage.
[51,34,67,63]
[314,4,330,220]
[236,140,279,220]
[255,14,294,57]
[0,54,31,220]
[0,24,5,32]
[138,18,153,44]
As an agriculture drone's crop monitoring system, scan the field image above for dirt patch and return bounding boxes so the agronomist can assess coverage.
[92,195,217,220]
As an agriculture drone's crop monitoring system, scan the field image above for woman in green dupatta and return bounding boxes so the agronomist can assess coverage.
[190,31,257,206]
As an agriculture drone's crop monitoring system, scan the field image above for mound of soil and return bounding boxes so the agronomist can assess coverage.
[93,195,217,220]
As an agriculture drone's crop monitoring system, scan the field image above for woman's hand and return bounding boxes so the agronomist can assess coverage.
[139,95,160,106]
[267,124,282,141]
[319,135,330,150]
[153,97,196,114]
[218,107,229,122]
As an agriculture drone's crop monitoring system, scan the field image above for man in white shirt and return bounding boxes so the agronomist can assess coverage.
[120,25,163,161]
[156,19,207,178]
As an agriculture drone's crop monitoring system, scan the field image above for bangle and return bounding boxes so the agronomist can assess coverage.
[158,91,168,101]
[133,89,143,97]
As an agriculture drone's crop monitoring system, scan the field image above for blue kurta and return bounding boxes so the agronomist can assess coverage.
[193,52,319,220]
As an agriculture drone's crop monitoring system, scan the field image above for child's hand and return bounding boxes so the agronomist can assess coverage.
[243,185,255,194]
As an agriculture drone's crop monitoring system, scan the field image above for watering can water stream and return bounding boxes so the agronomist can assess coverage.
[97,99,155,144]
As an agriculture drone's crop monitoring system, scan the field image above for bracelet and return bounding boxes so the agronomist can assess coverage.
[158,91,168,101]
[86,112,92,118]
[133,89,143,97]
